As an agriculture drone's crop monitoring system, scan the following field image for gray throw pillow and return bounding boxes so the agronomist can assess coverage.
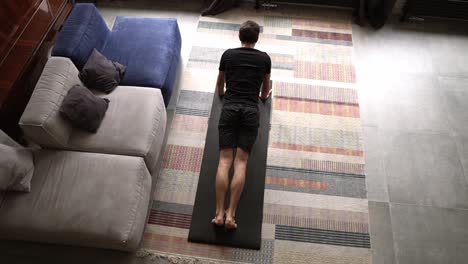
[79,48,126,93]
[0,144,34,192]
[59,85,110,133]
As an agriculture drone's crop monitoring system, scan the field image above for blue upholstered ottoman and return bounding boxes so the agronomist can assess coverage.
[52,4,181,105]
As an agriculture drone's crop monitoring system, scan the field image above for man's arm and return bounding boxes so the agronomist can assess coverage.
[260,73,271,101]
[216,71,225,97]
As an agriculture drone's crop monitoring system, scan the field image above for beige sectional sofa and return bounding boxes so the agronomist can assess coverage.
[0,57,167,251]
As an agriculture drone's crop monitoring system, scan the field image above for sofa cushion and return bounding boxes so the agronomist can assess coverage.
[0,144,34,192]
[102,16,181,105]
[0,130,20,147]
[59,85,110,133]
[66,86,166,174]
[51,4,110,69]
[20,57,81,148]
[79,49,126,93]
[60,85,109,133]
[0,150,151,251]
[0,130,21,203]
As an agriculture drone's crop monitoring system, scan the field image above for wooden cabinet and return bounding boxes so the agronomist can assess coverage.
[0,0,72,140]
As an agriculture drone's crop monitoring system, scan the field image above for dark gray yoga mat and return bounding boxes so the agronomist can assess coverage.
[188,93,271,250]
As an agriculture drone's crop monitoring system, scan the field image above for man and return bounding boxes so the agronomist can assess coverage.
[212,20,271,229]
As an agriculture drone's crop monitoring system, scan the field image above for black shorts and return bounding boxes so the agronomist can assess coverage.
[218,104,259,153]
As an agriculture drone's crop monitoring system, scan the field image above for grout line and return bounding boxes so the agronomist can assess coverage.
[388,201,468,211]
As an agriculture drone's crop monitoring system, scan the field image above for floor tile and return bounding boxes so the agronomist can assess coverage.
[359,73,450,133]
[453,135,468,184]
[390,203,468,264]
[166,62,184,111]
[363,126,389,202]
[438,76,468,137]
[368,202,396,264]
[352,22,434,77]
[383,131,468,209]
[428,33,468,77]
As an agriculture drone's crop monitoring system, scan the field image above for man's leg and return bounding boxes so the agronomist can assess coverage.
[225,147,249,229]
[213,148,234,225]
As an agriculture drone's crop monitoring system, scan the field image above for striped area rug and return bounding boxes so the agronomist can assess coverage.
[141,8,371,264]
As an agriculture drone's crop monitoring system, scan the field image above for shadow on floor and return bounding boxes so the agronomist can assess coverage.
[362,14,468,36]
[1,240,172,264]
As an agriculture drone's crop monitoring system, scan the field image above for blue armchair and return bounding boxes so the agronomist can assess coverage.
[52,4,181,106]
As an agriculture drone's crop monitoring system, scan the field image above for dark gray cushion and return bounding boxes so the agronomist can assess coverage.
[79,49,126,93]
[59,85,110,133]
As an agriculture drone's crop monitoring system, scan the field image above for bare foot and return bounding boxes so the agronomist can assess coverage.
[225,215,237,229]
[211,211,224,226]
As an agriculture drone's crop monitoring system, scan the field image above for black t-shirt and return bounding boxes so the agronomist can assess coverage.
[219,47,271,107]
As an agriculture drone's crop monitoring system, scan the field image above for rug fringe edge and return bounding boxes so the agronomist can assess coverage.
[136,249,248,264]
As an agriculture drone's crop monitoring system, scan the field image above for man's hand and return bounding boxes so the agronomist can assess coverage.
[218,86,225,98]
[260,89,272,102]
[216,71,225,99]
[260,73,271,102]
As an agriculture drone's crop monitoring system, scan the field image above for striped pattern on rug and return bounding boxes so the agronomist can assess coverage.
[142,8,371,264]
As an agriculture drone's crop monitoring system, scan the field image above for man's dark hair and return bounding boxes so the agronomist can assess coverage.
[239,20,260,44]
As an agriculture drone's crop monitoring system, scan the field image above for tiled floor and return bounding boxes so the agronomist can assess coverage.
[353,17,468,263]
[2,1,468,263]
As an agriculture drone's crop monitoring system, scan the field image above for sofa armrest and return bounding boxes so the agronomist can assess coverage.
[52,3,110,69]
[19,57,81,148]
